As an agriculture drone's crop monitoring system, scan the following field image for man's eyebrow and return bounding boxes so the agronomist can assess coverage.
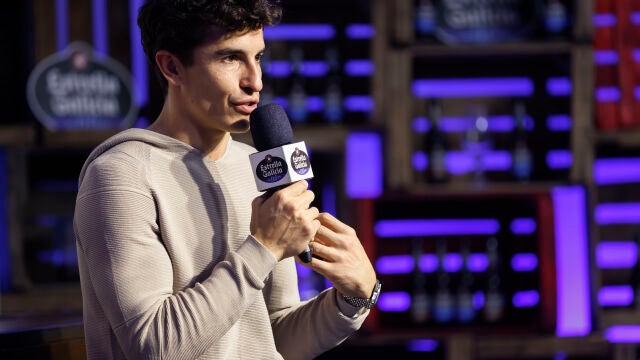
[214,47,265,57]
[214,48,244,56]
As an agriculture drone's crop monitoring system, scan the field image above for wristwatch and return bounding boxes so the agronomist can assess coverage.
[341,279,382,309]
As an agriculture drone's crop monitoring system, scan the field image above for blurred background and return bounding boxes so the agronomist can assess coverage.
[2,0,640,359]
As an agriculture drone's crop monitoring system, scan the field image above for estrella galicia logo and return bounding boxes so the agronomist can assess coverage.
[26,42,137,131]
[257,154,287,183]
[290,147,310,175]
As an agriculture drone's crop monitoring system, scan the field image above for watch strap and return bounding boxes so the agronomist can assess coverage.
[341,279,381,309]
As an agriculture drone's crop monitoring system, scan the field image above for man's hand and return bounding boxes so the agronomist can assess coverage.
[301,212,377,299]
[250,180,320,261]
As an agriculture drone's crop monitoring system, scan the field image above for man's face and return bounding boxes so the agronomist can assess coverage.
[178,27,264,134]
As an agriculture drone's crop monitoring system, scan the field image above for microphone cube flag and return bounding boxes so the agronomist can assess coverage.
[249,141,314,192]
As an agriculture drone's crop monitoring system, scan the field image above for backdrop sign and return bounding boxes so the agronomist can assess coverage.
[26,42,137,131]
[435,0,543,44]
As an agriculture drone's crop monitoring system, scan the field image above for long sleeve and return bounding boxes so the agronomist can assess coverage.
[75,147,279,359]
[264,258,368,360]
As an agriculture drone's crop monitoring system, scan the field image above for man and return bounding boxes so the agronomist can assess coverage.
[73,0,380,359]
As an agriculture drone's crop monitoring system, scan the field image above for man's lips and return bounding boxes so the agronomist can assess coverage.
[232,101,258,115]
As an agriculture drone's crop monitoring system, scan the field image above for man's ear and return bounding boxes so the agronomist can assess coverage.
[156,50,183,87]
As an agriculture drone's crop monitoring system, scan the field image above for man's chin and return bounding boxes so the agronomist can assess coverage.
[229,119,251,133]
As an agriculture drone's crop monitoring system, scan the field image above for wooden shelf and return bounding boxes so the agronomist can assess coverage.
[0,125,35,146]
[599,308,640,329]
[408,41,575,58]
[595,129,640,148]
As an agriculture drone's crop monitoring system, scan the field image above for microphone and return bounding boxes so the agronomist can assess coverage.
[249,103,314,263]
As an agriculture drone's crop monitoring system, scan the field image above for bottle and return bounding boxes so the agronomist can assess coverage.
[287,44,308,123]
[415,0,436,39]
[483,237,505,323]
[456,240,475,324]
[545,0,569,37]
[410,237,431,324]
[465,106,490,186]
[434,238,454,324]
[425,100,449,183]
[511,101,533,182]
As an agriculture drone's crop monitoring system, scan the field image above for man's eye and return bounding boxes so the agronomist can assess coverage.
[223,55,238,62]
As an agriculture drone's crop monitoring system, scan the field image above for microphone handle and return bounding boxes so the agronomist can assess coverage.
[298,245,313,263]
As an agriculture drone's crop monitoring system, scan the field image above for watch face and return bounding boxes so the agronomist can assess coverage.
[370,281,381,306]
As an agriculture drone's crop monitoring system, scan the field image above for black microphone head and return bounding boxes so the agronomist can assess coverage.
[249,103,294,151]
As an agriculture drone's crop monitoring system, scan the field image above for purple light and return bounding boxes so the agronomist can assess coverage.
[344,59,374,76]
[552,185,591,337]
[272,97,326,112]
[55,0,69,51]
[344,95,373,112]
[595,203,640,225]
[594,158,640,185]
[596,241,637,269]
[412,77,534,98]
[547,114,572,131]
[375,254,487,274]
[446,150,512,174]
[420,255,439,272]
[636,86,640,100]
[375,255,414,274]
[631,12,640,26]
[605,325,640,343]
[264,24,335,40]
[598,285,633,307]
[546,150,572,169]
[322,181,336,217]
[346,133,382,199]
[378,292,410,312]
[412,117,431,133]
[306,96,324,112]
[511,218,537,235]
[266,61,329,77]
[413,115,533,133]
[547,77,572,96]
[593,13,617,28]
[596,87,621,102]
[513,290,540,308]
[444,254,462,272]
[345,23,375,39]
[130,0,148,107]
[375,219,500,237]
[302,61,329,77]
[407,339,439,352]
[633,49,640,63]
[468,254,489,272]
[511,253,539,272]
[473,291,485,310]
[412,151,428,171]
[594,50,619,65]
[92,0,108,55]
[267,61,291,77]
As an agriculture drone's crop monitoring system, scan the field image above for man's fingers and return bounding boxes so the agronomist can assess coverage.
[317,212,353,234]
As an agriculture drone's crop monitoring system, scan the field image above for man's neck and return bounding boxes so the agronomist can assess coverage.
[148,103,230,161]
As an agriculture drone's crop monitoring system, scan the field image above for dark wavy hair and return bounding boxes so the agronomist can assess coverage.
[138,0,282,92]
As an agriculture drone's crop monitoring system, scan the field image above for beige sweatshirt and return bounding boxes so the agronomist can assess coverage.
[74,128,367,359]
